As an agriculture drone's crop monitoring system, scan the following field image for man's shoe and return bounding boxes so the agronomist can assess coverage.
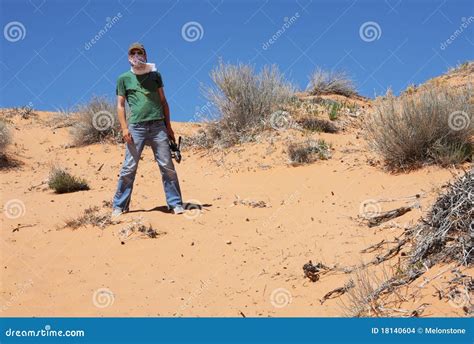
[111,208,123,218]
[172,205,185,215]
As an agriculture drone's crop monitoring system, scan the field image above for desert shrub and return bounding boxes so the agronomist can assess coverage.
[341,266,395,317]
[365,86,473,170]
[0,120,12,155]
[64,206,112,229]
[198,61,295,147]
[118,217,166,243]
[48,167,90,194]
[342,269,379,317]
[297,117,339,133]
[70,96,122,146]
[288,139,331,164]
[410,170,473,266]
[308,68,357,97]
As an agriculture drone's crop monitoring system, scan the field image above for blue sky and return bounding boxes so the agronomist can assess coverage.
[0,0,473,121]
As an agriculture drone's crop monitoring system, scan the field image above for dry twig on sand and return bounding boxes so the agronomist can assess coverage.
[320,280,355,304]
[366,206,413,227]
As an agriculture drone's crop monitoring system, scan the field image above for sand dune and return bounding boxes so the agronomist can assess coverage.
[1,104,470,317]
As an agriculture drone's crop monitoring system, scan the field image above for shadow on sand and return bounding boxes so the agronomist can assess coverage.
[128,202,212,214]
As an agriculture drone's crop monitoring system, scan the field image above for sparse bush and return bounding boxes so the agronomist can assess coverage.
[297,117,339,133]
[0,120,12,155]
[308,68,357,97]
[342,267,393,317]
[64,206,112,229]
[366,86,473,170]
[119,218,165,242]
[199,61,295,147]
[410,170,473,266]
[70,96,122,146]
[288,139,331,164]
[48,167,90,194]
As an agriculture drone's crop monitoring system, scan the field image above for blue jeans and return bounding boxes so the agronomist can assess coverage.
[112,120,183,211]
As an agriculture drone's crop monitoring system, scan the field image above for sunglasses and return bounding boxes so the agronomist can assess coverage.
[129,50,144,56]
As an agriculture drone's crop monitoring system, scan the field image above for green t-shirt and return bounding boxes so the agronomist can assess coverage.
[116,71,164,124]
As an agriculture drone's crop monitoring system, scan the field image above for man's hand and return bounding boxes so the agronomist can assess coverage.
[167,125,176,142]
[122,128,133,144]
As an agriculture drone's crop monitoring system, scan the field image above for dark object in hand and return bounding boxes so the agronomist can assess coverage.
[170,136,182,163]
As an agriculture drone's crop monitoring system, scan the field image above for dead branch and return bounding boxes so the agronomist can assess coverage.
[320,280,355,304]
[367,206,413,227]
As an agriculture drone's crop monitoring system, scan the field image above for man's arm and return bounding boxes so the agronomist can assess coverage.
[158,87,175,142]
[117,95,132,144]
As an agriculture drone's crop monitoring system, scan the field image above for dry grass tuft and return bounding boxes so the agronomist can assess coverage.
[189,61,295,148]
[118,217,166,243]
[297,117,339,133]
[48,167,90,194]
[365,86,473,170]
[70,96,122,146]
[64,206,113,229]
[288,139,332,165]
[308,68,357,97]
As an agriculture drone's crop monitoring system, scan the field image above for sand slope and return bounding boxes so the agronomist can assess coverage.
[1,107,470,317]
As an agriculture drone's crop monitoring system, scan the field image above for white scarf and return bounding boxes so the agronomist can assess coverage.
[131,63,157,75]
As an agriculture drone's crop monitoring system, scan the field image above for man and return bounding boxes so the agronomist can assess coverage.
[112,42,185,216]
